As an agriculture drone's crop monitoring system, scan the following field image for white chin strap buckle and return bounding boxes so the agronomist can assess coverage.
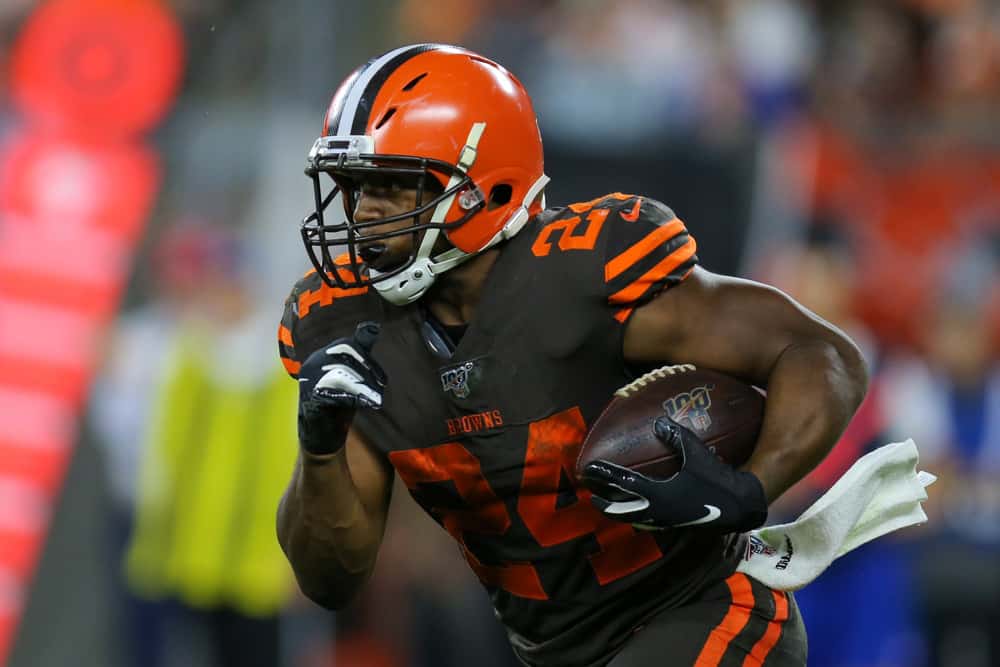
[372,258,437,306]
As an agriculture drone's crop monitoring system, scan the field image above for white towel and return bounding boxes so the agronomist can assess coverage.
[736,439,935,591]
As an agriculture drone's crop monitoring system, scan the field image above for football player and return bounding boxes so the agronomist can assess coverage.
[276,44,867,667]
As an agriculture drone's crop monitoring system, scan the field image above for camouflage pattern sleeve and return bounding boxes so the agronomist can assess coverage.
[277,288,301,379]
[276,268,378,380]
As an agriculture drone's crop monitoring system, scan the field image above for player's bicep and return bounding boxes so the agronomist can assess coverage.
[623,266,850,385]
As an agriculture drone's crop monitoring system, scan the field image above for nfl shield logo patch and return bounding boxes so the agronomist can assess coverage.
[440,360,478,399]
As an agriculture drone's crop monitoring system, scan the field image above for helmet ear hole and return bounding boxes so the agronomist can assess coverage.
[488,184,512,211]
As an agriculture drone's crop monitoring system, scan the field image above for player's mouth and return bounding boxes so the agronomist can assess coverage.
[357,242,406,273]
[357,242,388,268]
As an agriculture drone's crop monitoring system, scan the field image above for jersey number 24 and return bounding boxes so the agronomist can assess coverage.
[389,407,664,600]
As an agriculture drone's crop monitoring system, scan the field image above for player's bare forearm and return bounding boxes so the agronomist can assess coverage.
[276,430,393,609]
[624,266,869,502]
[740,338,866,501]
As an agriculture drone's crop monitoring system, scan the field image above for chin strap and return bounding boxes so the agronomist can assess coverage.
[414,122,488,269]
[424,171,550,275]
[373,122,548,306]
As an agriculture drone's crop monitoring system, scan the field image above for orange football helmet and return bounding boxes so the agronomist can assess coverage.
[301,44,549,305]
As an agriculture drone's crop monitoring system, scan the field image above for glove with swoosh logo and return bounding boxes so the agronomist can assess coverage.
[582,417,768,533]
[297,321,386,457]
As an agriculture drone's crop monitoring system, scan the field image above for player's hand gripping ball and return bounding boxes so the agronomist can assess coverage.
[577,365,768,533]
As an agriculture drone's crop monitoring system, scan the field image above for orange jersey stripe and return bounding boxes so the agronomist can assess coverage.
[298,283,368,318]
[281,356,301,376]
[605,218,685,282]
[304,253,359,279]
[613,307,634,323]
[567,191,633,213]
[694,573,755,667]
[278,324,294,347]
[742,591,789,667]
[607,236,697,305]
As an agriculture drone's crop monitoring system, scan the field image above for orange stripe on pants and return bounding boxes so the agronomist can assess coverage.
[694,573,755,667]
[742,591,789,666]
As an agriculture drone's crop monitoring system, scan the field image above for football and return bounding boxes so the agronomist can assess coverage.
[576,364,764,481]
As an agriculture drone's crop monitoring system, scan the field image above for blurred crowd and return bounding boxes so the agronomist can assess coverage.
[2,1,998,667]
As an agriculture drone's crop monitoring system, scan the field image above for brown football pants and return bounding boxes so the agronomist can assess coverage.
[607,573,807,666]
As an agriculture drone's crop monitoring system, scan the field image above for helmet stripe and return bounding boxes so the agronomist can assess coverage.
[336,43,441,136]
[323,65,363,136]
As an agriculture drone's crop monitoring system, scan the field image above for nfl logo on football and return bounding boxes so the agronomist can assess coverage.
[662,384,715,432]
[744,535,777,562]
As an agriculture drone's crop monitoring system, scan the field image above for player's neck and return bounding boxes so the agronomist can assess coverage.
[425,248,500,326]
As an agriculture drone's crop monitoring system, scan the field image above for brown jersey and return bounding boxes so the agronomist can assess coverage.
[278,193,742,667]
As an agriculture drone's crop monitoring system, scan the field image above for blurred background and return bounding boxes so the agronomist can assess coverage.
[1,0,998,666]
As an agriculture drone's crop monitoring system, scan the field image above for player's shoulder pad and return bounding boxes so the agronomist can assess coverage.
[525,193,697,312]
[277,268,378,378]
[601,195,697,309]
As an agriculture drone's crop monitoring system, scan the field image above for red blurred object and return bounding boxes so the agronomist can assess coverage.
[152,223,244,293]
[0,1,183,663]
[9,0,184,139]
[0,132,160,331]
[0,131,159,240]
[789,122,1000,348]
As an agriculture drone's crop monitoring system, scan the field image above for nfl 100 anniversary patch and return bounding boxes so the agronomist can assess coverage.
[440,357,484,399]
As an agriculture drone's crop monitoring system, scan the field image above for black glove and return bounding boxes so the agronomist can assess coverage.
[297,321,386,456]
[582,417,767,533]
